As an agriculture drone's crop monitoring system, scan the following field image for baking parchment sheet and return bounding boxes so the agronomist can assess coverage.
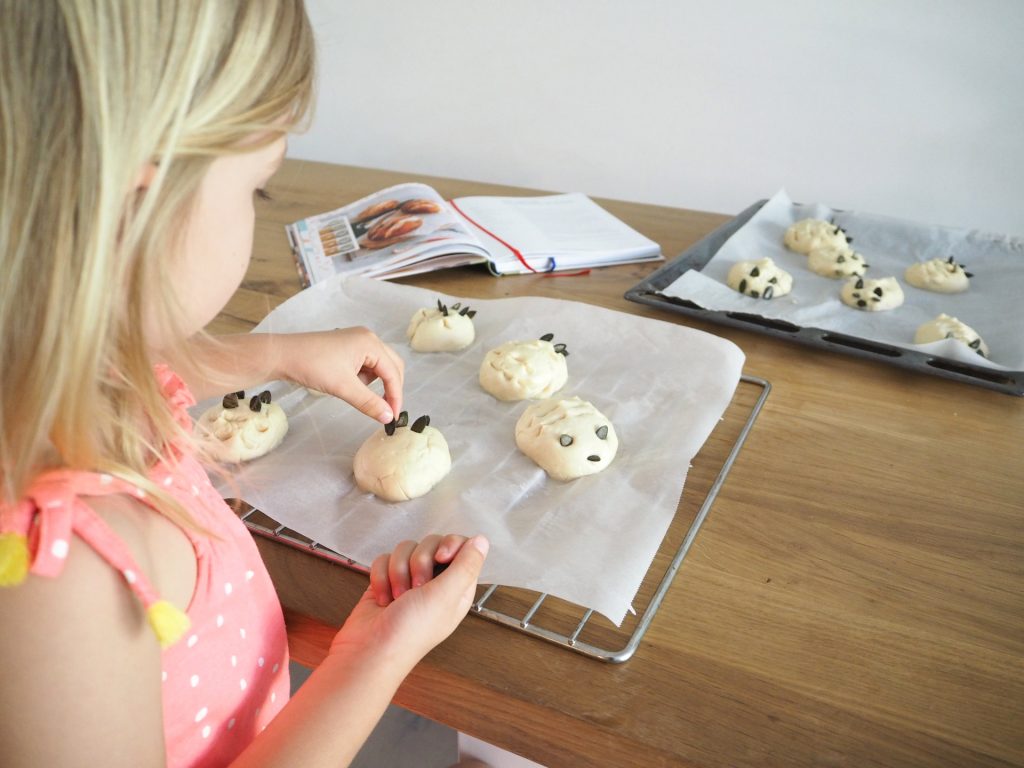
[197,276,744,626]
[662,190,1024,371]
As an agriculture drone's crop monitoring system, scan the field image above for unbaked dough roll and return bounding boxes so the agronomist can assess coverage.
[840,276,904,311]
[353,412,451,502]
[807,244,868,279]
[726,258,793,299]
[784,219,851,254]
[479,335,569,401]
[195,390,288,463]
[914,313,989,358]
[515,396,618,481]
[904,256,972,293]
[407,300,477,352]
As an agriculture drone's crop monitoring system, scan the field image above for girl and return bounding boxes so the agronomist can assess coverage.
[0,2,488,766]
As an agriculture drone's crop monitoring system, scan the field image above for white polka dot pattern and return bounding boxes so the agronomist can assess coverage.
[34,366,295,767]
[156,431,290,767]
[13,367,292,768]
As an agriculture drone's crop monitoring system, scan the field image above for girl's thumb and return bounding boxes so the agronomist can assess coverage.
[444,535,489,583]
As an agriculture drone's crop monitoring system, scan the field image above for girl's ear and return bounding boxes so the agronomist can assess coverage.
[134,162,159,190]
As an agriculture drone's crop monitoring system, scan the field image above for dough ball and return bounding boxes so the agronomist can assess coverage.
[904,257,971,293]
[479,336,568,401]
[353,413,451,502]
[784,219,851,254]
[407,300,476,352]
[807,244,869,279]
[914,313,989,358]
[515,397,618,481]
[195,391,288,463]
[840,276,904,311]
[726,258,793,299]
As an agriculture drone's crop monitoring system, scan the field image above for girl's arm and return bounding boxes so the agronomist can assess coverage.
[165,328,404,424]
[232,534,489,768]
[0,500,171,767]
[0,518,487,768]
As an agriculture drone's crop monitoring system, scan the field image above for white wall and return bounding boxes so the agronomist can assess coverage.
[290,0,1024,239]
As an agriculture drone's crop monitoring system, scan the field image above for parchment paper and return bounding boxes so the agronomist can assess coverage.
[662,190,1024,371]
[197,276,744,625]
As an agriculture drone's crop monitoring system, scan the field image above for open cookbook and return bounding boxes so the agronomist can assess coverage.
[285,182,662,285]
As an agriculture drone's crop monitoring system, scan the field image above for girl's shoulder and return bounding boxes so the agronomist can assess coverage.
[1,468,199,646]
[0,489,171,765]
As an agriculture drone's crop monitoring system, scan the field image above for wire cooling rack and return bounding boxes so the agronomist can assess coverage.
[239,375,770,663]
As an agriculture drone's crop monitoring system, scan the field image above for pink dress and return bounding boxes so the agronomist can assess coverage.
[0,366,289,767]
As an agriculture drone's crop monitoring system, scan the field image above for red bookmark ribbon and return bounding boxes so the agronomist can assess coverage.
[448,198,550,274]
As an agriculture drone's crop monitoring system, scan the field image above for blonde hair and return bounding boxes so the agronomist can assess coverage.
[0,1,315,522]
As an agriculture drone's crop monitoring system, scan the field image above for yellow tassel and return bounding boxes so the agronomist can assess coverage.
[147,600,191,649]
[0,533,30,587]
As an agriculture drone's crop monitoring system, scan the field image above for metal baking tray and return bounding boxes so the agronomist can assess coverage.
[237,375,770,663]
[625,200,1024,397]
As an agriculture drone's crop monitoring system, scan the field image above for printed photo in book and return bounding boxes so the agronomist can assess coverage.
[286,182,662,286]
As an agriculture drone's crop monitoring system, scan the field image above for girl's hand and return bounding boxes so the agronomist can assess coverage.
[331,534,489,667]
[281,327,404,423]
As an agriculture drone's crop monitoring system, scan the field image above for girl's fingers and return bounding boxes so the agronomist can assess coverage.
[344,386,393,424]
[369,553,393,607]
[369,534,487,615]
[369,347,404,420]
[409,535,443,588]
[387,539,418,599]
[349,346,403,423]
[426,535,490,617]
[435,534,469,564]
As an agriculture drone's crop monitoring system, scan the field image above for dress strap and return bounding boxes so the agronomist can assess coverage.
[0,471,191,648]
[154,362,197,431]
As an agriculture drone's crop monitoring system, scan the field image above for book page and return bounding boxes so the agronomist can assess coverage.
[286,183,489,285]
[452,193,661,273]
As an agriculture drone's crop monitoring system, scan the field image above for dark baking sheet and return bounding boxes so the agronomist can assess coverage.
[624,200,1024,396]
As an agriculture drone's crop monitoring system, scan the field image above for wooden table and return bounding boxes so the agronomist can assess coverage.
[211,160,1024,767]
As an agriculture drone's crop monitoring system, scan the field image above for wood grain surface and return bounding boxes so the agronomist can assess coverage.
[213,159,1024,768]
